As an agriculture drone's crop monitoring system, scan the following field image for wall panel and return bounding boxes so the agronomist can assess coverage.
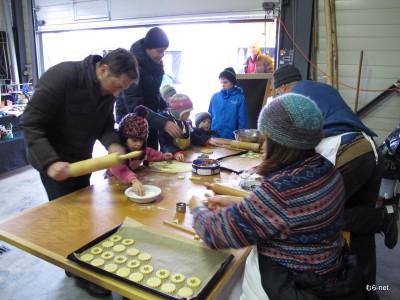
[315,0,400,139]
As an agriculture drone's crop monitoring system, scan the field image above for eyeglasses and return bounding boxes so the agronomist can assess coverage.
[275,84,285,96]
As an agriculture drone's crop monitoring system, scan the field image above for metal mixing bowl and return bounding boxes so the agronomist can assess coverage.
[233,129,261,143]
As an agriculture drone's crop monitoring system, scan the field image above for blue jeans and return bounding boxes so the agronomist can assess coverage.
[40,172,91,201]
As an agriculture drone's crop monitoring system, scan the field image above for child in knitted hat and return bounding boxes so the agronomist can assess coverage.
[160,85,177,105]
[158,93,194,161]
[189,93,352,299]
[191,112,220,145]
[159,94,217,160]
[208,67,247,139]
[105,105,173,196]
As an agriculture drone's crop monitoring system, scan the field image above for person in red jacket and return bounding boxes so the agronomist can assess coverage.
[244,42,274,73]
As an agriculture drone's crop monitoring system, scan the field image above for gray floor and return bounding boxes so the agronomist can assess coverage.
[0,165,399,300]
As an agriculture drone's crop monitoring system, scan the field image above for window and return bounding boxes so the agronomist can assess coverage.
[40,21,276,116]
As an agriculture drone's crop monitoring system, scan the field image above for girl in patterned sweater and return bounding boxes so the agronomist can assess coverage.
[189,94,363,299]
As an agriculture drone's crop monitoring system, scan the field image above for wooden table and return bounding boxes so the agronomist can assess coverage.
[0,147,251,300]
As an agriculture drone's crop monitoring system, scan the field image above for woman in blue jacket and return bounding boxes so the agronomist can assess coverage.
[208,67,247,139]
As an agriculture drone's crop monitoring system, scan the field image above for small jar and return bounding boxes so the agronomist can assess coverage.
[176,202,187,213]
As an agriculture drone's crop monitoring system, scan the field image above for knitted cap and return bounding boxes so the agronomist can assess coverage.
[169,94,193,120]
[273,64,302,89]
[257,93,323,150]
[219,67,237,85]
[144,27,169,49]
[195,112,212,128]
[118,105,149,141]
[161,85,177,100]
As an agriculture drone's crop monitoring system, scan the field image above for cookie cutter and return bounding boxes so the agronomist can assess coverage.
[176,202,187,213]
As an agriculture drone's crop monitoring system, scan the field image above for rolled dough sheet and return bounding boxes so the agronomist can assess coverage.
[148,161,192,173]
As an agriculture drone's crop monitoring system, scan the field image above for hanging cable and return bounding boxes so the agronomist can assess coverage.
[277,17,399,93]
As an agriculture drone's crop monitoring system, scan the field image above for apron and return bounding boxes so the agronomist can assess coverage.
[240,246,270,300]
[315,132,378,166]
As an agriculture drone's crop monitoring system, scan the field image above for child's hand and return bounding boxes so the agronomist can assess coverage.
[206,195,242,211]
[175,153,185,162]
[163,153,173,160]
[131,179,145,196]
[208,140,221,147]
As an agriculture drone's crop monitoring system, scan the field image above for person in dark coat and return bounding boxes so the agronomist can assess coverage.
[20,48,139,298]
[20,48,139,201]
[115,27,181,150]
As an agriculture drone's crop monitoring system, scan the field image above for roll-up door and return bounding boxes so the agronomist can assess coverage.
[34,0,277,31]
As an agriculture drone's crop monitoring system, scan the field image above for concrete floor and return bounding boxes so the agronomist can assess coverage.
[0,163,399,300]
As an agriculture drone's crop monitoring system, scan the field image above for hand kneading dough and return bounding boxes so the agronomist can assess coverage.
[149,161,192,173]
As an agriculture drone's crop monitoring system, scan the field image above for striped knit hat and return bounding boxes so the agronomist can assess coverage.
[118,105,149,141]
[160,85,177,100]
[169,93,193,120]
[257,93,323,150]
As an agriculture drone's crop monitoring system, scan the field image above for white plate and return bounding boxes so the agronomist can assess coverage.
[124,185,161,203]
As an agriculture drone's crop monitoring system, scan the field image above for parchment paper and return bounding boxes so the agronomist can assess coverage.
[76,217,233,299]
[218,154,262,173]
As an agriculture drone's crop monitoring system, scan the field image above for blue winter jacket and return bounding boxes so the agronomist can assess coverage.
[292,81,376,138]
[208,86,247,139]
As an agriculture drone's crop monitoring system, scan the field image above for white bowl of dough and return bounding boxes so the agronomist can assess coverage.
[125,185,161,203]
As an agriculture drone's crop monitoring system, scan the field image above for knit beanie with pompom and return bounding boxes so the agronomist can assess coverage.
[118,105,149,141]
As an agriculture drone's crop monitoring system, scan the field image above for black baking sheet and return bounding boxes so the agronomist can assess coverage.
[67,218,234,300]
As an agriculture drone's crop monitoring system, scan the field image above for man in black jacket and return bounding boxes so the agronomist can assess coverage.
[21,48,139,202]
[20,48,139,297]
[115,27,181,150]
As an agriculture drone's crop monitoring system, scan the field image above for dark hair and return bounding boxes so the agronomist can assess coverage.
[256,136,316,176]
[100,48,139,82]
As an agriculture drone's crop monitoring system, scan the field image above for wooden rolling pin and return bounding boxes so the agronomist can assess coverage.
[231,140,260,152]
[212,138,261,152]
[69,151,142,177]
[204,182,250,197]
[163,220,197,236]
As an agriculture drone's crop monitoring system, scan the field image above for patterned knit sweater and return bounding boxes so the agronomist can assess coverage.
[192,154,346,276]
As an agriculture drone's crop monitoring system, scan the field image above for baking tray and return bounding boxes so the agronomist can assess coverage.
[67,220,234,300]
[217,151,262,174]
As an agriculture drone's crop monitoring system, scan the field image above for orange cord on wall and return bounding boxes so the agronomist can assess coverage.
[277,17,400,93]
